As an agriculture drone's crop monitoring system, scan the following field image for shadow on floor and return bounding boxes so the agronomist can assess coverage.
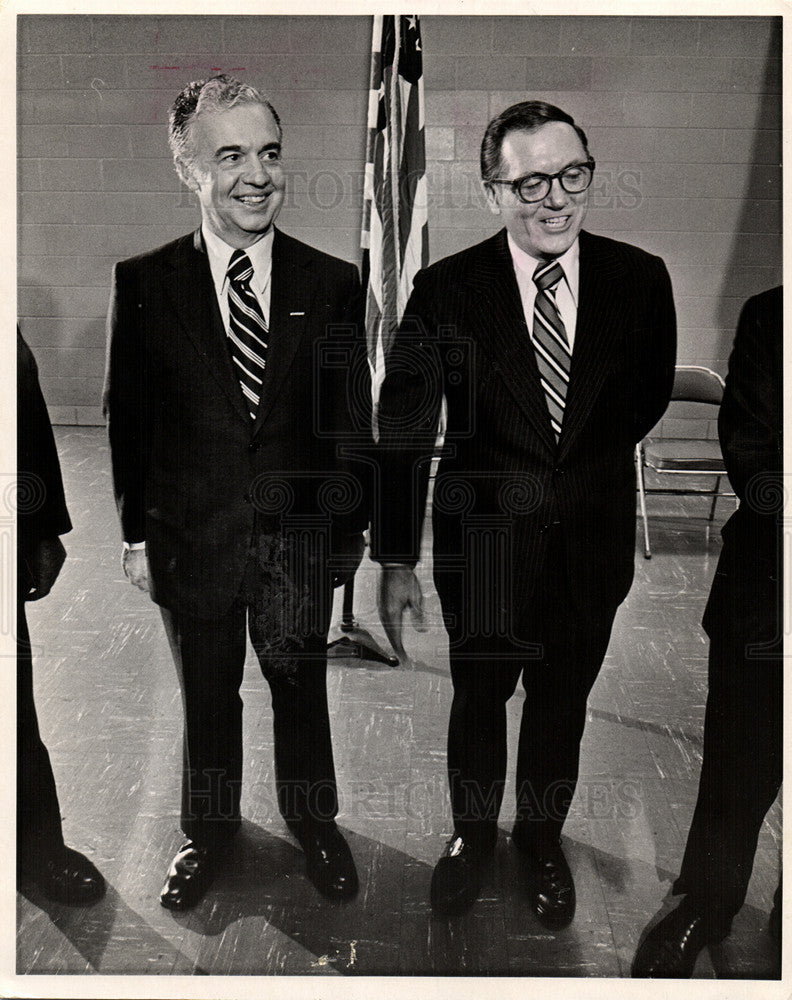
[17,880,209,975]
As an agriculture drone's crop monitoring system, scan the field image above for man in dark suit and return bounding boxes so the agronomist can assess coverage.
[18,330,106,904]
[104,76,370,910]
[632,286,782,977]
[375,101,676,922]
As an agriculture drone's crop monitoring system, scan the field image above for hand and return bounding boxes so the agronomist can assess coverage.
[25,536,66,600]
[377,564,426,664]
[122,546,150,593]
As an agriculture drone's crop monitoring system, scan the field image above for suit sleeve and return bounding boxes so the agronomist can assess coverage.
[340,260,371,451]
[103,260,149,544]
[631,254,677,443]
[371,268,445,564]
[310,257,373,554]
[335,260,373,533]
[718,289,782,502]
[18,331,72,543]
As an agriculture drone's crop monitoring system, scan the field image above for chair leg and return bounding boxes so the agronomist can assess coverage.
[635,443,651,559]
[708,475,721,522]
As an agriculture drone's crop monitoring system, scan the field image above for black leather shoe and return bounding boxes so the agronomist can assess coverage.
[769,883,782,977]
[288,821,358,901]
[430,835,487,916]
[769,882,781,944]
[23,846,106,906]
[512,834,575,930]
[160,841,216,911]
[632,901,726,977]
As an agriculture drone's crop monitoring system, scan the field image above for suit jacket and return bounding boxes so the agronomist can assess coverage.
[702,286,782,649]
[104,228,371,620]
[374,228,676,632]
[18,331,72,597]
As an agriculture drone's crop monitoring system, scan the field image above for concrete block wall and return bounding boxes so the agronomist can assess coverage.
[18,14,781,433]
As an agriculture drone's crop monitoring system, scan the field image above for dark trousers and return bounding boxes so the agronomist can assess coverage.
[674,630,782,933]
[160,535,337,852]
[17,600,65,872]
[441,530,615,853]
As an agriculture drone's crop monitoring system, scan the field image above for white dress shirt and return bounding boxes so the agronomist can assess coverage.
[507,233,580,351]
[202,224,274,330]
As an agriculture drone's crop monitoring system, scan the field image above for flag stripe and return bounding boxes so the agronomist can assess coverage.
[361,14,428,370]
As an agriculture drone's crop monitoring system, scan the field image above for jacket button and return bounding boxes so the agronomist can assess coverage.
[248,440,260,452]
[243,493,252,504]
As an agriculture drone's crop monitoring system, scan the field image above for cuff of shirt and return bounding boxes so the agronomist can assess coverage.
[123,541,146,551]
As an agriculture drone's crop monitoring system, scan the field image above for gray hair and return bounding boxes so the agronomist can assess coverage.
[168,75,282,182]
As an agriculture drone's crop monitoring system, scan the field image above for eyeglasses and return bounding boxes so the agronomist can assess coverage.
[489,159,596,204]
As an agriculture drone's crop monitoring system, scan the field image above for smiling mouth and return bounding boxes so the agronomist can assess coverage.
[541,216,569,229]
[236,193,269,206]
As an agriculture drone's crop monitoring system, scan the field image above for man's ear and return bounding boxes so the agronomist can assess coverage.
[483,181,501,217]
[176,157,200,193]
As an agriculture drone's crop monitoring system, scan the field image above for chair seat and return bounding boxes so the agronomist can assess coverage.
[643,438,725,474]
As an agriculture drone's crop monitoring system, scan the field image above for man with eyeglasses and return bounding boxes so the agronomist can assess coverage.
[374,101,676,923]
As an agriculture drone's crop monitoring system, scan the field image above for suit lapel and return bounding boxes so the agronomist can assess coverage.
[557,230,624,460]
[469,231,557,452]
[162,230,251,424]
[252,228,316,434]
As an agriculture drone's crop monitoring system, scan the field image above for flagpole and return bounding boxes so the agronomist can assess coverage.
[329,14,428,667]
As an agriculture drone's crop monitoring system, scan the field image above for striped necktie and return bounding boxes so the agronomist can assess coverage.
[532,260,571,441]
[226,249,268,419]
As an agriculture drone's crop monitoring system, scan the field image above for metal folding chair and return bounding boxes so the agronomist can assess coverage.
[635,365,734,559]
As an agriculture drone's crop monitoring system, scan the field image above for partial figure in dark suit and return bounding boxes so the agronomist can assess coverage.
[18,330,106,905]
[104,77,371,910]
[375,102,676,923]
[633,286,782,977]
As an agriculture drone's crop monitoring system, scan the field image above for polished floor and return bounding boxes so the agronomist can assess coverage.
[17,427,781,978]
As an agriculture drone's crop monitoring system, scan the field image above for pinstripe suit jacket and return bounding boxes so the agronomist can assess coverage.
[373,227,676,634]
[702,286,782,651]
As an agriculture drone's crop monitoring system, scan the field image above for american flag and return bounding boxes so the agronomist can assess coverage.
[361,14,429,371]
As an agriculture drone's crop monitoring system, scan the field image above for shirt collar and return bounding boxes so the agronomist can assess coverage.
[507,232,580,306]
[202,224,274,292]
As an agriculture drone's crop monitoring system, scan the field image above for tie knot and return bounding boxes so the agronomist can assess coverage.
[533,260,564,293]
[227,249,253,285]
